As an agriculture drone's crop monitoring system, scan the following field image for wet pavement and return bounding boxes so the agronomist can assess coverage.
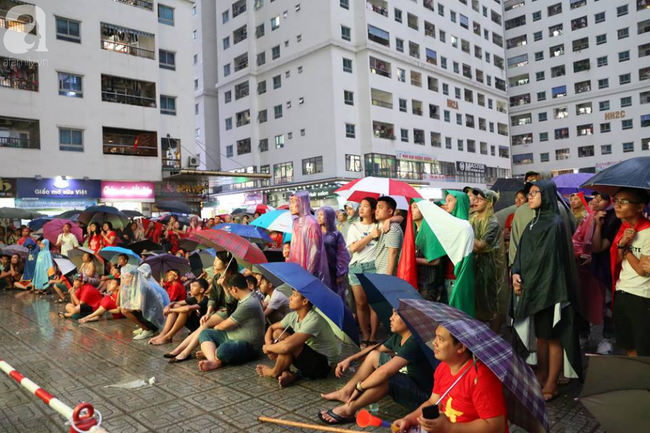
[0,291,603,432]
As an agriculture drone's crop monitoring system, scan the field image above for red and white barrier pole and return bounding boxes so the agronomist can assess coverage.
[0,359,101,432]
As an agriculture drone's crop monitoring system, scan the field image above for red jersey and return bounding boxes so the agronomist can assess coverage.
[165,281,187,302]
[100,292,124,319]
[77,284,102,312]
[433,361,508,431]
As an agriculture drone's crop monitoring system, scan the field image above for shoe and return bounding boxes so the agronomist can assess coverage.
[133,328,143,336]
[596,339,614,355]
[133,330,156,340]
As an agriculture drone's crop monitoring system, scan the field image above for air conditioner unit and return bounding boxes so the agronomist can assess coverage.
[188,156,200,167]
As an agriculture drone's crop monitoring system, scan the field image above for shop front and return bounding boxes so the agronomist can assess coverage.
[16,177,101,215]
[100,181,155,215]
[155,179,208,215]
[0,177,17,208]
[265,181,343,210]
[211,192,264,216]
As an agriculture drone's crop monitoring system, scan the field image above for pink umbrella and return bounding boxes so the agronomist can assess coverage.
[43,219,84,245]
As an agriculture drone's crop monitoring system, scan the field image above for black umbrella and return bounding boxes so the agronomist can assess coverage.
[125,239,163,255]
[156,200,193,214]
[120,209,144,218]
[581,157,650,196]
[77,206,129,229]
[56,210,81,221]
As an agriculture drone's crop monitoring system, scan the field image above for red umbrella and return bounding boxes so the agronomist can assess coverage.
[246,204,275,215]
[43,219,84,245]
[335,177,422,209]
[191,230,267,264]
[277,204,290,210]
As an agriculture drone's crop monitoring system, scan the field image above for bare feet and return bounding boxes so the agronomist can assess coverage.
[148,336,172,346]
[78,316,99,324]
[542,385,559,402]
[256,364,276,378]
[195,350,205,359]
[198,359,223,372]
[278,371,297,388]
[320,388,352,403]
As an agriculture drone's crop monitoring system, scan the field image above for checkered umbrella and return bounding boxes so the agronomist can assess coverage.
[191,229,268,265]
[399,299,549,433]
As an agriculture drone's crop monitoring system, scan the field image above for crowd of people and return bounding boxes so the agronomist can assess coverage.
[1,170,649,431]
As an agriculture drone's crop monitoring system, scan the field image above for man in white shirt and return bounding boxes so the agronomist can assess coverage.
[56,223,79,257]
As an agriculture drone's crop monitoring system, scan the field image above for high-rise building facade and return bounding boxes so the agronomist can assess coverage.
[505,0,650,176]
[213,0,512,206]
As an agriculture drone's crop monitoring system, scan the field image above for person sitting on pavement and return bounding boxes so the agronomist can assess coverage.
[78,252,100,287]
[256,289,341,387]
[392,324,507,433]
[0,253,23,290]
[98,254,128,293]
[164,269,187,303]
[59,274,102,320]
[78,279,124,323]
[318,309,434,425]
[148,278,209,346]
[120,264,165,341]
[197,273,265,371]
[258,275,290,324]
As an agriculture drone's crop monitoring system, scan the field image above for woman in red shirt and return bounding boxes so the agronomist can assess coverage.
[85,223,103,254]
[101,222,118,248]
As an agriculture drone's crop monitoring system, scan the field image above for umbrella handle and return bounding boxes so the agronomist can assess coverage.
[434,360,475,406]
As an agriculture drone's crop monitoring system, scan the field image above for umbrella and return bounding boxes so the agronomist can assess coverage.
[579,355,650,433]
[581,157,650,196]
[120,209,144,218]
[152,213,190,226]
[246,204,275,215]
[192,230,268,265]
[490,178,525,212]
[78,206,129,229]
[277,204,289,210]
[189,250,214,271]
[98,246,141,265]
[178,237,204,252]
[52,254,77,277]
[142,253,191,282]
[552,172,595,195]
[56,210,81,221]
[398,299,549,433]
[257,262,359,346]
[0,207,44,220]
[2,245,28,259]
[67,247,105,275]
[124,239,163,255]
[156,200,193,214]
[249,210,294,234]
[28,217,54,231]
[214,223,272,244]
[334,177,422,209]
[42,219,84,245]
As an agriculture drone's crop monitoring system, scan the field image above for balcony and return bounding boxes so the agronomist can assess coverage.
[368,25,390,47]
[113,0,153,11]
[232,0,246,18]
[103,127,157,157]
[509,74,529,88]
[371,88,393,109]
[366,0,388,17]
[0,0,35,34]
[372,121,395,140]
[233,25,247,44]
[161,137,180,169]
[496,102,508,114]
[234,53,248,72]
[0,116,39,149]
[101,23,155,60]
[0,56,38,91]
[101,75,156,108]
[369,57,391,78]
[509,94,531,107]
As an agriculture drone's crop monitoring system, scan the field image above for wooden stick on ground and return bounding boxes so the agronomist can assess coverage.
[258,416,360,433]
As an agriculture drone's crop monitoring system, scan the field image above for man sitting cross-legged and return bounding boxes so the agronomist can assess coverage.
[256,289,341,387]
[197,273,265,371]
[149,278,209,346]
[59,274,102,320]
[317,310,434,425]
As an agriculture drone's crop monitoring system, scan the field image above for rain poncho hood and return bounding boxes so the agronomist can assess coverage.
[445,189,471,220]
[341,201,359,238]
[120,264,165,329]
[138,263,170,307]
[289,191,330,285]
[32,239,54,291]
[320,206,350,299]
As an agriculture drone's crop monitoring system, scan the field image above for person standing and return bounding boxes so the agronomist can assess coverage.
[374,196,403,276]
[101,222,117,248]
[410,201,441,301]
[317,206,350,299]
[56,223,79,257]
[85,223,103,254]
[289,191,329,285]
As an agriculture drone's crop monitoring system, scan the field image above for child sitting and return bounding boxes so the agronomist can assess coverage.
[164,269,187,302]
[78,279,124,323]
[59,274,102,320]
[258,275,290,324]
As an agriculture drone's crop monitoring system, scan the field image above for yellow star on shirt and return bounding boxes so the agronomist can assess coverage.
[444,397,464,423]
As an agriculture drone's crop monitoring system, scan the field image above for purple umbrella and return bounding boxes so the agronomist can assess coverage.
[552,172,595,195]
[2,245,28,259]
[399,299,549,433]
[142,253,191,283]
[43,219,84,245]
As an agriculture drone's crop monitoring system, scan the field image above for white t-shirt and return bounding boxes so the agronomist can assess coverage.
[57,233,79,257]
[616,227,650,298]
[346,221,379,266]
[265,288,291,316]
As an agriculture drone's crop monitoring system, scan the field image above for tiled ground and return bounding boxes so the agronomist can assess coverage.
[0,291,603,432]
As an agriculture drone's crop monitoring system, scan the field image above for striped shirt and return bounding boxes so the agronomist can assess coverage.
[375,223,404,275]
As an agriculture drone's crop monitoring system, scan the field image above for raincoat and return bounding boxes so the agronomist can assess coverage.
[32,240,55,291]
[340,201,359,239]
[119,264,165,330]
[22,239,39,281]
[320,206,350,299]
[289,191,330,285]
[138,263,170,307]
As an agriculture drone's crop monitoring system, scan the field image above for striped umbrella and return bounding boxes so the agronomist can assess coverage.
[249,210,294,234]
[335,177,422,210]
[246,204,275,215]
[191,229,267,264]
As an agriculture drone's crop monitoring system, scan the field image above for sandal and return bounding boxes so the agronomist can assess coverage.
[169,354,192,364]
[57,312,66,319]
[163,353,178,359]
[317,409,355,425]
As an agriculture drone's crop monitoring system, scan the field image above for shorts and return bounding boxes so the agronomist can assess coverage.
[379,353,430,410]
[614,291,650,356]
[186,311,201,332]
[349,262,376,286]
[198,329,259,365]
[293,343,331,379]
[533,306,563,340]
[71,304,94,321]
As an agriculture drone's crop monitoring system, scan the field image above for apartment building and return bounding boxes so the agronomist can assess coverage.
[213,0,511,206]
[504,0,650,176]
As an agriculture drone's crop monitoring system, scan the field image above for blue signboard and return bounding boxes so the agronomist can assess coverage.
[17,178,102,199]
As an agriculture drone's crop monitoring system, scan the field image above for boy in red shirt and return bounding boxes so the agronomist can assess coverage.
[60,275,103,320]
[393,325,507,433]
[164,269,187,302]
[78,279,124,323]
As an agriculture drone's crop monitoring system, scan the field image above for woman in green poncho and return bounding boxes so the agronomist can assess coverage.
[411,200,442,301]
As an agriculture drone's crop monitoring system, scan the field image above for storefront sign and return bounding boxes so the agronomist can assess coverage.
[0,178,17,198]
[604,110,625,120]
[396,151,437,164]
[456,161,486,174]
[101,181,155,201]
[17,178,101,199]
[15,198,97,209]
[595,161,621,172]
[159,180,208,202]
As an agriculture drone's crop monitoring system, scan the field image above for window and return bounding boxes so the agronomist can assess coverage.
[571,16,588,31]
[102,127,157,157]
[301,157,323,175]
[620,74,631,85]
[548,3,562,17]
[160,96,176,115]
[577,103,592,115]
[222,10,229,23]
[273,75,281,89]
[345,124,356,138]
[595,12,606,23]
[59,128,83,152]
[400,129,409,142]
[541,153,550,163]
[555,128,570,140]
[226,145,233,158]
[158,4,174,25]
[340,0,349,9]
[58,72,83,98]
[534,31,543,41]
[368,25,390,46]
[600,123,611,133]
[539,112,548,122]
[641,91,650,105]
[533,11,541,21]
[513,153,533,165]
[343,58,353,73]
[574,59,590,72]
[621,96,632,107]
[346,154,362,172]
[618,28,630,40]
[257,81,266,95]
[259,139,269,153]
[599,101,610,111]
[341,26,351,41]
[272,45,280,60]
[601,144,612,155]
[577,123,593,136]
[575,80,591,94]
[56,17,81,43]
[644,138,650,151]
[555,148,570,160]
[258,110,267,124]
[597,56,608,67]
[274,134,285,149]
[596,34,607,45]
[619,51,631,63]
[257,52,266,66]
[224,90,232,103]
[344,90,354,106]
[552,85,567,99]
[274,161,293,184]
[640,43,650,58]
[236,109,250,127]
[237,138,251,155]
[256,24,265,38]
[540,132,549,142]
[274,105,282,119]
[617,5,629,17]
[578,146,594,158]
[623,142,634,153]
[271,16,281,30]
[622,119,633,130]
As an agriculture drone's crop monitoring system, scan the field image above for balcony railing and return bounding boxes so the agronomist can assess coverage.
[371,99,392,109]
[112,0,153,11]
[0,136,38,149]
[101,40,155,59]
[162,158,181,170]
[102,91,156,108]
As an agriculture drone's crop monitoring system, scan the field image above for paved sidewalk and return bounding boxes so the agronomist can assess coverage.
[0,292,602,432]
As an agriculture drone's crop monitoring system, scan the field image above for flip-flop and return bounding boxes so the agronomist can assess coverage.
[57,312,65,319]
[317,409,355,425]
[543,391,559,402]
[169,355,192,364]
[163,353,178,359]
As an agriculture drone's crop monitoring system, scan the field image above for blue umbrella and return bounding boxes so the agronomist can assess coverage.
[99,246,142,265]
[56,210,81,221]
[257,262,359,346]
[214,223,272,243]
[581,157,650,196]
[358,273,438,370]
[249,210,294,233]
[552,172,595,195]
[28,216,54,231]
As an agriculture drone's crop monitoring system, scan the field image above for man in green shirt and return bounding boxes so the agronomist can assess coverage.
[256,289,341,387]
[317,310,434,425]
